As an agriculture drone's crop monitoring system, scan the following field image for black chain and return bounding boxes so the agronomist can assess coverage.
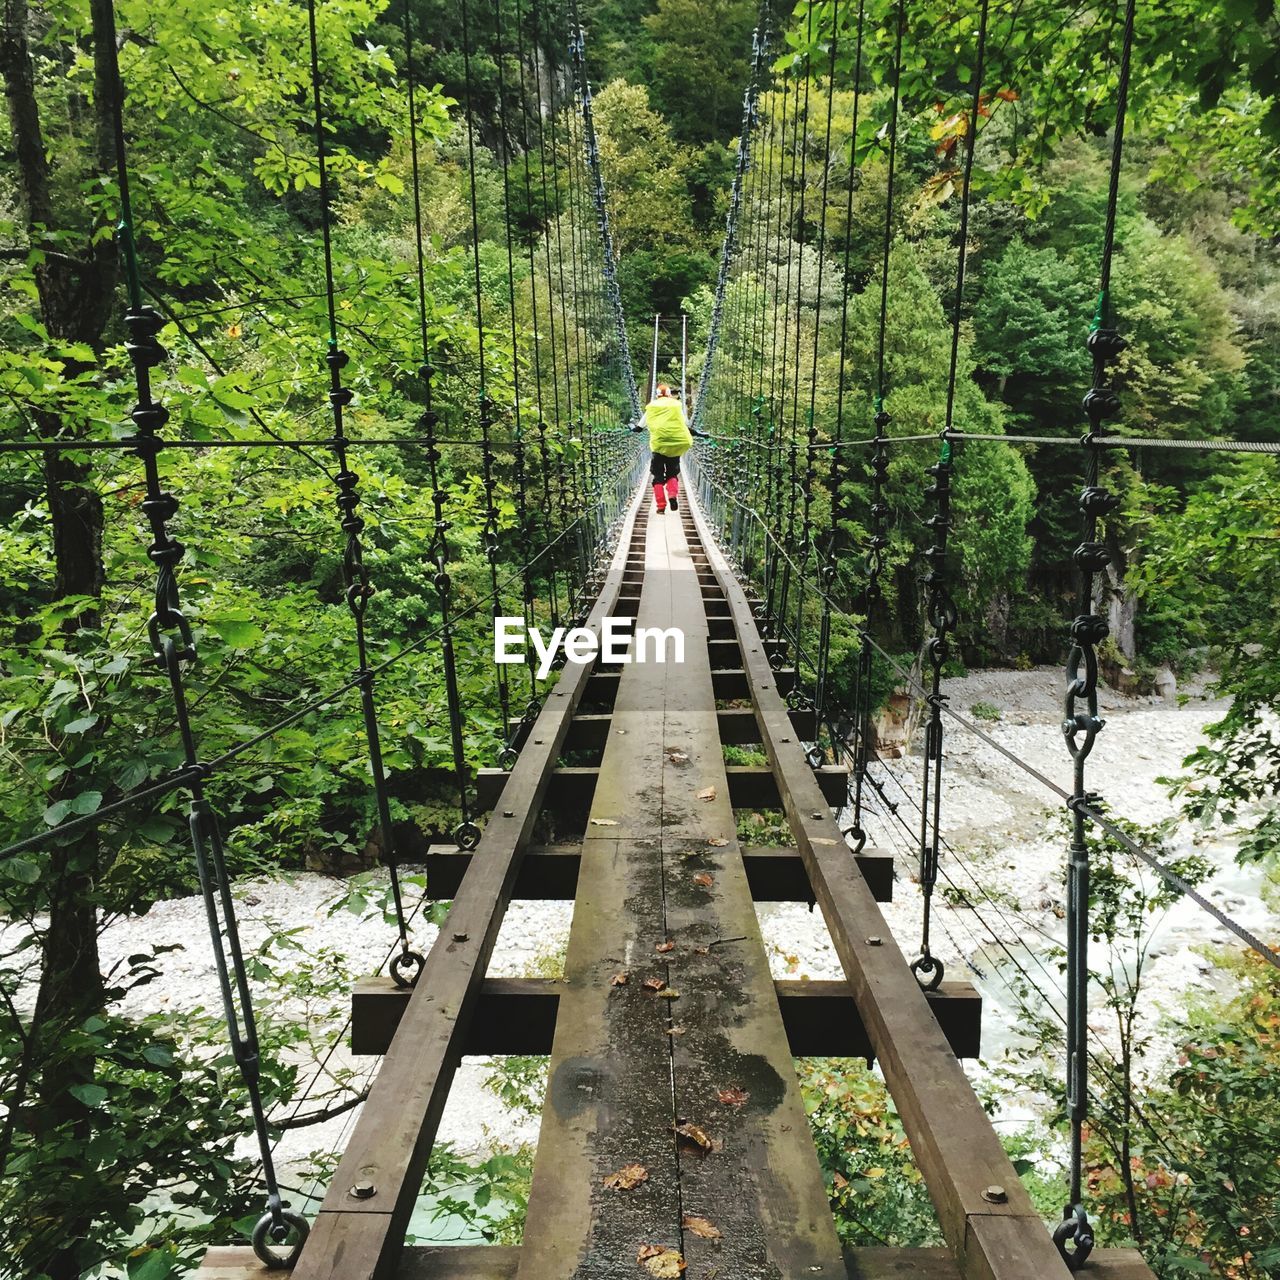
[309,0,423,990]
[1056,0,1136,1266]
[107,0,310,1254]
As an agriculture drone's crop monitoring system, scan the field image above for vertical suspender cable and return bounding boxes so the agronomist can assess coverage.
[1056,0,1137,1266]
[847,0,904,851]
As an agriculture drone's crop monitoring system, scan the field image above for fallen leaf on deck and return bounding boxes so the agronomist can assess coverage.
[603,1163,648,1190]
[611,972,629,986]
[693,945,710,955]
[643,977,667,992]
[591,818,619,827]
[707,837,729,847]
[667,750,689,765]
[682,1214,722,1240]
[655,940,675,953]
[666,1024,686,1036]
[639,1247,686,1277]
[637,1244,663,1261]
[693,872,715,887]
[672,1121,719,1153]
[717,1086,749,1107]
[696,786,716,801]
[657,988,680,999]
[832,1171,849,1190]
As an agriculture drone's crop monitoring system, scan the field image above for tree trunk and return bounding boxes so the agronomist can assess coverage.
[2,1,121,1275]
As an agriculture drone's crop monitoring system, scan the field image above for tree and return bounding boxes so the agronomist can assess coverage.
[642,0,756,144]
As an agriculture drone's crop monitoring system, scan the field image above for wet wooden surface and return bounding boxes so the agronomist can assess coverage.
[515,500,843,1279]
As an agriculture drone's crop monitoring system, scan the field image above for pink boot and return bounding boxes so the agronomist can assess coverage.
[666,476,680,511]
[653,482,667,513]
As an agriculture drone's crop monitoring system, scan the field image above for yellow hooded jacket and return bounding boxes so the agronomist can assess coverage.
[642,396,693,457]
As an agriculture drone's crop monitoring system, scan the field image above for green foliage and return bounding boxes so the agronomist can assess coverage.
[798,1057,942,1247]
[1127,457,1280,868]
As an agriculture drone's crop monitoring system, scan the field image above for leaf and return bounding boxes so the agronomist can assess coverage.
[716,1086,749,1107]
[602,1162,648,1190]
[69,1083,108,1107]
[707,837,729,847]
[682,1214,722,1240]
[42,798,73,826]
[657,988,680,999]
[639,1246,685,1277]
[71,790,103,816]
[63,714,99,734]
[2,857,41,884]
[127,1249,177,1280]
[696,786,716,801]
[611,972,629,986]
[666,1024,685,1036]
[591,818,619,827]
[666,750,689,764]
[655,940,675,953]
[643,977,666,992]
[864,1166,886,1179]
[672,1121,719,1154]
[693,873,714,888]
[210,607,263,649]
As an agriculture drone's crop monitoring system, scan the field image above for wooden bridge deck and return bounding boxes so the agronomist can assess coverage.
[202,486,1155,1280]
[514,502,841,1276]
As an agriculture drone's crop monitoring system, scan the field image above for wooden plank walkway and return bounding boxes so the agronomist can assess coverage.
[515,502,842,1278]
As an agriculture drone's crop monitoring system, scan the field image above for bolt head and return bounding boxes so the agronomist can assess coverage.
[350,1182,376,1200]
[866,935,883,947]
[982,1184,1007,1204]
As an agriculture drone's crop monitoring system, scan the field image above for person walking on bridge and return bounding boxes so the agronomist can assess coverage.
[633,382,706,514]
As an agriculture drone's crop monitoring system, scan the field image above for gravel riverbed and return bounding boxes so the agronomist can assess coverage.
[40,666,1276,1206]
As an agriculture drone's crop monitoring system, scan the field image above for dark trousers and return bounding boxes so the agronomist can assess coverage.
[650,452,680,484]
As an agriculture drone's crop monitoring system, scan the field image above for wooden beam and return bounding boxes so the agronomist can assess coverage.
[349,974,979,1058]
[473,760,848,814]
[205,1241,1153,1278]
[713,664,795,699]
[423,840,892,903]
[717,702,816,742]
[688,497,1140,1280]
[287,496,645,1280]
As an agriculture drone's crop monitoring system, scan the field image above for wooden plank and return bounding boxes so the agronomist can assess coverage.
[204,1244,1152,1279]
[421,840,894,904]
[516,492,842,1279]
[349,974,979,1058]
[642,497,843,1276]
[287,495,646,1280]
[687,495,1132,1280]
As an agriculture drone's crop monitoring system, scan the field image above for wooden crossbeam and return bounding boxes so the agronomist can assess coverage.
[203,1244,1154,1278]
[348,974,980,1057]
[472,759,847,813]
[421,840,894,903]
[505,702,817,753]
